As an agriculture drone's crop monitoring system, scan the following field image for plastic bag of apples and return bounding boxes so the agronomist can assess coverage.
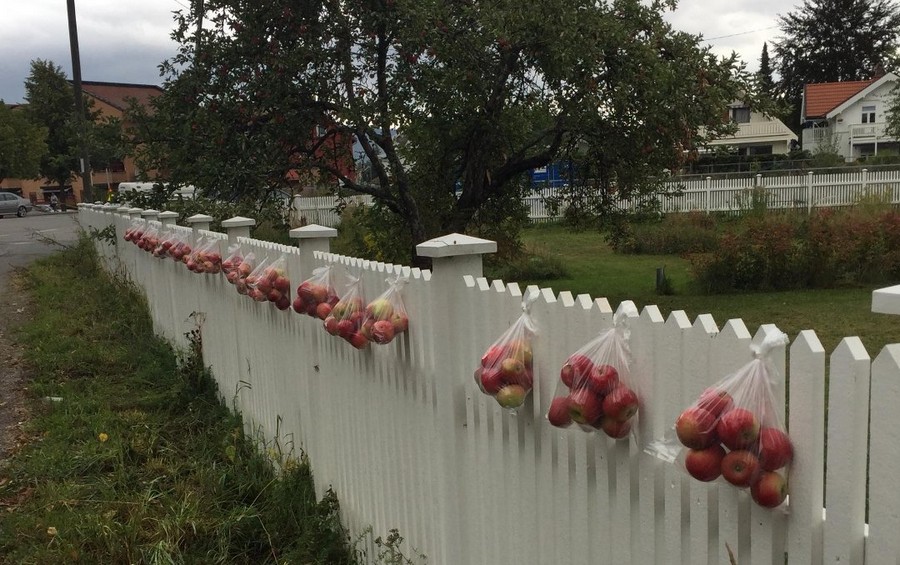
[293,266,340,320]
[673,332,792,509]
[474,291,538,410]
[546,305,639,439]
[323,274,369,349]
[221,243,244,283]
[361,275,409,345]
[230,252,257,296]
[186,237,223,275]
[246,255,292,310]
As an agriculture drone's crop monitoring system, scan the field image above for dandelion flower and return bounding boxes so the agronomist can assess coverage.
[98,433,109,443]
[47,526,58,536]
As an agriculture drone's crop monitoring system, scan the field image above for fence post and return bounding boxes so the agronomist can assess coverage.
[289,224,337,281]
[158,211,179,227]
[416,232,497,564]
[127,207,144,220]
[807,171,814,216]
[705,176,711,214]
[755,173,762,188]
[861,168,868,191]
[187,213,214,235]
[872,284,900,315]
[221,216,256,244]
[140,209,160,222]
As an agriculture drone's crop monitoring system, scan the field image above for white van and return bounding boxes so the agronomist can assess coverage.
[118,182,196,199]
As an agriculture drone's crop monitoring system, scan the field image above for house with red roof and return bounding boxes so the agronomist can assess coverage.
[801,72,898,160]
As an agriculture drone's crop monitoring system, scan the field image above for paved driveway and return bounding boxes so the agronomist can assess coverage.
[0,211,81,290]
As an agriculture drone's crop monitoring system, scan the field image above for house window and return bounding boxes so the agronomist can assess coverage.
[730,106,751,124]
[861,105,876,123]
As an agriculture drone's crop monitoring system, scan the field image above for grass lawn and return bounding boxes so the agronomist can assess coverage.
[0,239,354,564]
[517,223,900,357]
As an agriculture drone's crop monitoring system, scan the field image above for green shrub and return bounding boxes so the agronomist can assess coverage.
[690,207,900,293]
[485,244,570,282]
[613,212,718,255]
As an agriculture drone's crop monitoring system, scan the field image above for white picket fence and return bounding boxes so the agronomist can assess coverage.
[295,169,900,226]
[80,203,900,565]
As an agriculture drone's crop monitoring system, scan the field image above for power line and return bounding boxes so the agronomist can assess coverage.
[704,25,779,41]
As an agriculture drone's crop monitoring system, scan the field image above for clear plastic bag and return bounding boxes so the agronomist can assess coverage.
[361,275,409,345]
[151,229,175,259]
[323,274,368,349]
[232,252,257,296]
[221,243,244,283]
[546,305,638,439]
[648,331,792,509]
[186,237,222,274]
[123,219,142,244]
[293,266,340,319]
[474,291,538,410]
[137,225,159,253]
[247,255,291,310]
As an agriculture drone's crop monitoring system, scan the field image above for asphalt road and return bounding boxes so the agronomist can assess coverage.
[0,211,81,290]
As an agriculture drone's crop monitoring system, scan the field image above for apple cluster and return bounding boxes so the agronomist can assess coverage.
[132,228,160,253]
[227,257,256,296]
[676,388,793,508]
[185,247,223,274]
[293,279,340,319]
[360,297,409,345]
[547,355,638,439]
[246,263,292,310]
[324,294,369,349]
[475,338,534,409]
[222,252,244,280]
[123,224,143,245]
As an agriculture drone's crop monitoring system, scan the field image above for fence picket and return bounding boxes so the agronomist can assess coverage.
[824,338,870,565]
[866,345,900,565]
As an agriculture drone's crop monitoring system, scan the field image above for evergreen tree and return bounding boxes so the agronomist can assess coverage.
[758,42,775,96]
[773,0,900,130]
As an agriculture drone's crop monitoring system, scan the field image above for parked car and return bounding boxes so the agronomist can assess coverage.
[0,191,33,218]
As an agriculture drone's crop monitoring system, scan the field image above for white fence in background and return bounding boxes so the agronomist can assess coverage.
[80,204,900,565]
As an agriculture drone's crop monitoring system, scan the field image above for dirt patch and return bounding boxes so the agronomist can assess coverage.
[0,272,32,464]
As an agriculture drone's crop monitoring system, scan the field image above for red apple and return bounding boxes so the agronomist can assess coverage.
[721,450,760,487]
[292,297,306,314]
[481,345,507,368]
[602,385,639,422]
[495,384,527,409]
[568,354,594,376]
[274,275,291,293]
[750,471,788,508]
[315,302,332,320]
[507,339,533,366]
[675,407,717,449]
[479,368,505,395]
[348,332,369,349]
[587,364,619,395]
[511,368,533,390]
[685,445,726,482]
[717,408,760,450]
[560,363,576,388]
[337,319,356,337]
[757,428,793,471]
[697,387,734,417]
[568,388,603,425]
[547,396,572,427]
[371,320,395,344]
[601,416,632,439]
[324,316,340,336]
[275,296,291,311]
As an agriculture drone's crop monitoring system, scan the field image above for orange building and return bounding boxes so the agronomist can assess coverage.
[0,81,163,204]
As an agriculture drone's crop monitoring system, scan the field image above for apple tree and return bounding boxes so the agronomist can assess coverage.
[140,0,751,265]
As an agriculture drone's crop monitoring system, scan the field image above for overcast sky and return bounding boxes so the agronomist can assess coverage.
[0,0,786,104]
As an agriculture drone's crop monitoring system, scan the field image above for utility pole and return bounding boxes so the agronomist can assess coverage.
[67,0,93,204]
